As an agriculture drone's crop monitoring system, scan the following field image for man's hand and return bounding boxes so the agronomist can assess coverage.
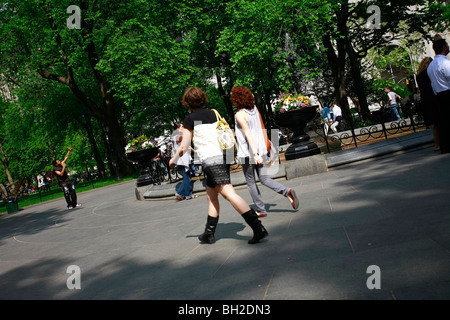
[62,146,73,164]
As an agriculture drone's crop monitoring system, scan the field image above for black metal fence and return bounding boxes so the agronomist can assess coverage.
[308,106,428,153]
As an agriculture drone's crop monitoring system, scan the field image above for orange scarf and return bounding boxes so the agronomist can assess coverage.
[257,108,271,154]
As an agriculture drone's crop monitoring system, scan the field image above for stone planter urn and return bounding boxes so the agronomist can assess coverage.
[274,107,321,160]
[126,147,160,187]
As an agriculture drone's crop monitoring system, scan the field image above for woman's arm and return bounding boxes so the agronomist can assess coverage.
[169,128,192,167]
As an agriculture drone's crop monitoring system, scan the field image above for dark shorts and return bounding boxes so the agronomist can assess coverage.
[203,164,231,188]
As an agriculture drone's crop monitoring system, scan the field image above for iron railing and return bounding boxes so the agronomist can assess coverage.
[308,107,427,153]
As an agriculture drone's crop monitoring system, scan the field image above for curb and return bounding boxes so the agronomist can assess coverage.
[139,130,434,200]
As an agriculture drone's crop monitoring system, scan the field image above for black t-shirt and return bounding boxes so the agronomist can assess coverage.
[53,166,70,185]
[183,108,217,131]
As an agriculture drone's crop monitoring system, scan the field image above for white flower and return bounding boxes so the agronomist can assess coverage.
[141,141,152,148]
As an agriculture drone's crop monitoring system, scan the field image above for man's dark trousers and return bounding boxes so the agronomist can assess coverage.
[437,90,450,154]
[61,182,77,208]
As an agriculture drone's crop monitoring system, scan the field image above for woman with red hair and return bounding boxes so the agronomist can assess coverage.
[231,86,299,217]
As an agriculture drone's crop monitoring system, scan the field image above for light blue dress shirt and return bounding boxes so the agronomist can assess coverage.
[427,55,450,94]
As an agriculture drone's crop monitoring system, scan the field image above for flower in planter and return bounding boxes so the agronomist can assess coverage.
[125,135,157,153]
[273,92,311,114]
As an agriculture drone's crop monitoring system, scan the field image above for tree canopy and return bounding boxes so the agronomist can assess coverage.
[0,0,448,187]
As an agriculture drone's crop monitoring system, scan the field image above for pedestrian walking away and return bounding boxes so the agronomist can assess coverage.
[385,86,402,121]
[52,146,80,209]
[321,104,332,136]
[171,123,197,201]
[427,34,450,154]
[330,101,344,133]
[231,86,299,217]
[169,87,268,244]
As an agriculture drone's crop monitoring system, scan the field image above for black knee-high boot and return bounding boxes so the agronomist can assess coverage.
[242,209,269,244]
[198,215,218,244]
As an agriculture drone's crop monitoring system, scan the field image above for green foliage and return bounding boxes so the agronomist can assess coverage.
[217,0,332,95]
[0,0,448,186]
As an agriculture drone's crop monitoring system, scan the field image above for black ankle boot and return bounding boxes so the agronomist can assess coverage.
[198,215,218,244]
[242,209,268,244]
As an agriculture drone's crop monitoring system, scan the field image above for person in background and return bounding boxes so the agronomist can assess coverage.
[53,146,80,209]
[427,34,450,154]
[330,101,343,133]
[384,86,402,121]
[321,104,332,135]
[169,87,268,245]
[172,123,197,201]
[417,57,440,151]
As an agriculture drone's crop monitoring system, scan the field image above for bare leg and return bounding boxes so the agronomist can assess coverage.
[206,186,220,218]
[199,186,221,244]
[216,183,250,215]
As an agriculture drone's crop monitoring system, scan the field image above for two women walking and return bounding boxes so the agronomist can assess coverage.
[169,87,269,245]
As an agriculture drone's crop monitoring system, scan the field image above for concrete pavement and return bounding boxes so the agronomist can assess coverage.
[1,129,449,300]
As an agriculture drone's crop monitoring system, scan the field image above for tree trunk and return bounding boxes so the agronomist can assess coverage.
[0,143,14,185]
[322,3,352,124]
[101,125,115,176]
[346,41,370,121]
[216,73,235,128]
[104,111,134,178]
[46,141,55,161]
[262,88,274,139]
[37,3,135,179]
[83,117,107,177]
[253,92,266,129]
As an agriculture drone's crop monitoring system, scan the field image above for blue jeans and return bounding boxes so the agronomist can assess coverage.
[390,104,401,121]
[176,166,193,199]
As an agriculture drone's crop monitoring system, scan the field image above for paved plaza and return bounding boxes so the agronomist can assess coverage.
[1,139,450,300]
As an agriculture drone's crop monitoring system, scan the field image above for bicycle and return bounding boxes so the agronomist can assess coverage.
[150,156,170,185]
[191,160,203,177]
[168,160,202,183]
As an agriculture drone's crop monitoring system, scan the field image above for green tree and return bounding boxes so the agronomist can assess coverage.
[0,0,195,178]
[0,0,134,177]
[97,13,195,137]
[0,99,15,185]
[216,0,334,127]
[0,94,52,188]
[175,0,236,124]
[322,0,449,123]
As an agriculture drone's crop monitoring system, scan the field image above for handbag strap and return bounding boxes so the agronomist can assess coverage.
[212,109,222,122]
[257,108,271,154]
